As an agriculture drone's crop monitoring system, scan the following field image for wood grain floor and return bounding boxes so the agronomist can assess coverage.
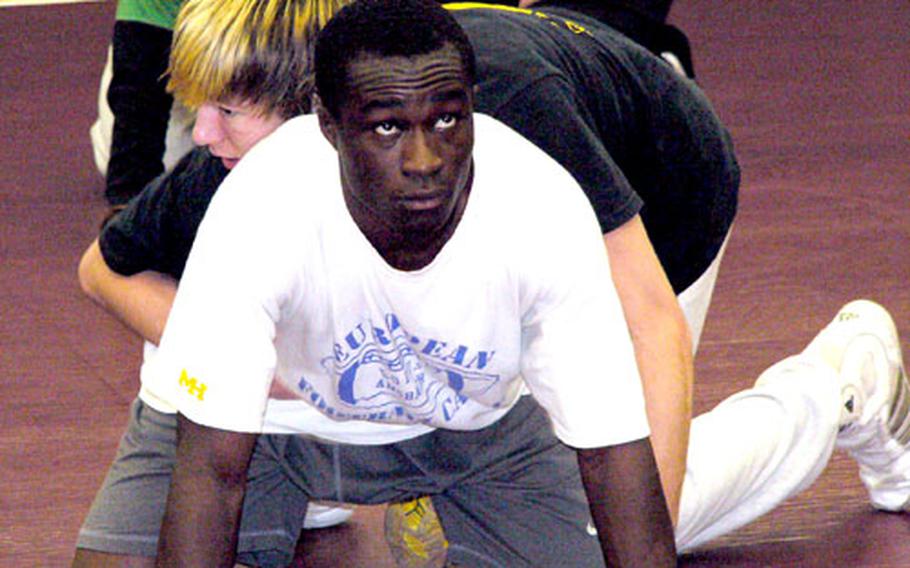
[1,1,908,565]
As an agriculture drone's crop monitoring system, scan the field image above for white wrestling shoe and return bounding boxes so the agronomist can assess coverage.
[805,300,910,511]
[303,503,354,529]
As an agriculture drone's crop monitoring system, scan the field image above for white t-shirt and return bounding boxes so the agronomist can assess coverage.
[145,113,649,449]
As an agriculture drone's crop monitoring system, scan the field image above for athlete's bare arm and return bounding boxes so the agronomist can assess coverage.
[577,439,677,566]
[603,215,693,525]
[156,415,257,566]
[78,239,177,346]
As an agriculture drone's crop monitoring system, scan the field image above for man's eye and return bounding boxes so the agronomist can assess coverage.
[218,106,237,117]
[435,114,457,130]
[374,122,400,136]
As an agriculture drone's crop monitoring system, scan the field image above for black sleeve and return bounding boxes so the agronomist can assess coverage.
[99,149,225,279]
[104,20,174,206]
[481,75,643,233]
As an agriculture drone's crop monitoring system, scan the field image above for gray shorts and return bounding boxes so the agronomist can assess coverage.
[76,398,308,567]
[80,396,602,567]
[276,395,604,567]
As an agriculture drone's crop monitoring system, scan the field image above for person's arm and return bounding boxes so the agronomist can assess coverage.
[576,439,676,566]
[481,83,693,522]
[156,414,257,566]
[78,150,213,345]
[603,215,693,525]
[78,238,177,345]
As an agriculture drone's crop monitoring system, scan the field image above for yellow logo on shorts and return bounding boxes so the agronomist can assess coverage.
[178,369,207,401]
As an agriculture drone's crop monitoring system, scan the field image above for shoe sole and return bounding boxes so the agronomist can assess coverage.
[304,505,354,529]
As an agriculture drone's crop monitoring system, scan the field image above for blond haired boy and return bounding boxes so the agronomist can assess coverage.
[74,0,349,565]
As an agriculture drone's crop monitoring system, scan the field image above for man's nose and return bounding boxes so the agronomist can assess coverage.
[192,104,224,147]
[402,128,443,177]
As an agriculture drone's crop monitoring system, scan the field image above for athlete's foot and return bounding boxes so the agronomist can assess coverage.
[806,300,910,511]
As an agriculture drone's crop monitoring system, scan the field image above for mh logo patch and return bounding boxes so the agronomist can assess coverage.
[178,369,207,401]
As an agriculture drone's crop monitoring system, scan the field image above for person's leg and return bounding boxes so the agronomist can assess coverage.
[72,399,176,567]
[280,399,600,567]
[161,104,195,173]
[677,300,910,551]
[91,46,195,183]
[90,47,115,179]
[105,21,174,205]
[73,401,349,567]
[235,435,317,568]
[422,397,603,567]
[609,1,694,79]
[675,356,841,550]
[676,231,730,353]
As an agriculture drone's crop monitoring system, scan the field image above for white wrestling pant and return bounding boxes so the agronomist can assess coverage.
[675,354,841,550]
[673,239,842,550]
[677,234,728,353]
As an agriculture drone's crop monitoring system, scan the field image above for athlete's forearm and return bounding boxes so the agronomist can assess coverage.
[157,415,256,566]
[603,216,693,525]
[78,239,177,345]
[629,302,692,526]
[577,440,677,566]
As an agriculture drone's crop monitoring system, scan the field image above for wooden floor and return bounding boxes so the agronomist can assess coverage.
[1,1,908,565]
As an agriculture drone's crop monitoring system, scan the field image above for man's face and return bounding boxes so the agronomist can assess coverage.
[321,45,474,241]
[192,99,285,169]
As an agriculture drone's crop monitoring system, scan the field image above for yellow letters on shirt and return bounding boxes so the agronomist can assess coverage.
[178,369,207,402]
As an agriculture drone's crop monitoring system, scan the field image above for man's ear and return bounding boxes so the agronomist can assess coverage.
[314,94,338,150]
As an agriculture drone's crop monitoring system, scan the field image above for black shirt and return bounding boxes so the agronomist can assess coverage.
[454,4,739,292]
[100,147,227,280]
[102,4,739,294]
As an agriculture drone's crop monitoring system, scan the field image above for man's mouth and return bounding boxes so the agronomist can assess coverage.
[399,190,448,211]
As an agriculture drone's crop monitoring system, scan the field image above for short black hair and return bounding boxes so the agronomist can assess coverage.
[314,0,476,118]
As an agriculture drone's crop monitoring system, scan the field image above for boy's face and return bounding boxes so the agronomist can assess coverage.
[320,44,474,240]
[192,100,285,169]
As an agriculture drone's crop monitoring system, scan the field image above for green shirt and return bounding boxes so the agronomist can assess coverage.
[116,0,183,29]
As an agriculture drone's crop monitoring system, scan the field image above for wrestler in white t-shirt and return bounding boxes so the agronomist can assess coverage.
[147,113,649,449]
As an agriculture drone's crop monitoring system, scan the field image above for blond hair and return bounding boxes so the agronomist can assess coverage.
[167,0,347,118]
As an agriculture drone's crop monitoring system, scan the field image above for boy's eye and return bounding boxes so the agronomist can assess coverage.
[435,114,457,130]
[218,105,238,117]
[374,121,400,136]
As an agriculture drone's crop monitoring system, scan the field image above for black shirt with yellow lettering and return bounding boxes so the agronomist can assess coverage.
[451,3,739,292]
